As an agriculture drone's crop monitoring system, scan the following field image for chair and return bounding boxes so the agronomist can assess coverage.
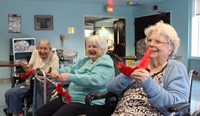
[3,73,33,116]
[4,70,55,116]
[85,92,118,116]
[135,38,146,60]
[22,75,36,116]
[108,54,121,76]
[85,69,200,116]
[168,69,198,116]
[192,110,200,116]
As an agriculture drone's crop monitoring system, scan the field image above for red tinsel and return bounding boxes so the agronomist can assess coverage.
[55,83,71,104]
[117,49,152,77]
[18,68,71,104]
[18,69,35,80]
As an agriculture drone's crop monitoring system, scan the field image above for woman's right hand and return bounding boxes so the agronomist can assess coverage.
[50,70,59,79]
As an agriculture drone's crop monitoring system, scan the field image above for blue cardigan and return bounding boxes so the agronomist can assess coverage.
[107,59,189,115]
[57,54,115,105]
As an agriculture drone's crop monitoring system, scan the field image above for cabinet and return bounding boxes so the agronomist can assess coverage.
[56,48,78,68]
[11,38,36,73]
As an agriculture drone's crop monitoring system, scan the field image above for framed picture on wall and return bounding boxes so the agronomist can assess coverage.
[34,15,53,30]
[8,14,22,33]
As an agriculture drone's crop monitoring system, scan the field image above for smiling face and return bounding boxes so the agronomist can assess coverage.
[37,40,52,60]
[146,31,173,60]
[86,35,108,62]
[87,43,104,62]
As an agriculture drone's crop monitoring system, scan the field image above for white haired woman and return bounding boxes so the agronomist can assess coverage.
[107,21,189,115]
[5,39,59,116]
[36,35,115,116]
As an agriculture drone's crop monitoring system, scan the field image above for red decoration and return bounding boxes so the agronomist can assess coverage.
[19,68,71,104]
[117,49,152,77]
[19,69,36,80]
[55,83,71,104]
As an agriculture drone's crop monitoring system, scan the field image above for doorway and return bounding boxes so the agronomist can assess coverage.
[134,12,170,59]
[84,17,126,57]
[114,19,126,57]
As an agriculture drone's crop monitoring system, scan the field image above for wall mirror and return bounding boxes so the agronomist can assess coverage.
[84,16,126,57]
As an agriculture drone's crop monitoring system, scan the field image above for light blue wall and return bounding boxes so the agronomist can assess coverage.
[0,0,134,78]
[189,59,200,72]
[0,0,197,78]
[133,0,191,69]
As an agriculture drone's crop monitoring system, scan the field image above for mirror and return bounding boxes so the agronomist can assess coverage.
[84,16,126,56]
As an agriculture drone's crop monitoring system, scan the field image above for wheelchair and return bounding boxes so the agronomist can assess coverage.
[85,69,200,116]
[4,69,56,116]
[4,72,33,116]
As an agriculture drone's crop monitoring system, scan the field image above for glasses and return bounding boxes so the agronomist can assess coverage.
[145,38,170,46]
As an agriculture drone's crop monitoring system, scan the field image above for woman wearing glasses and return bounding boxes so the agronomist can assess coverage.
[107,21,189,116]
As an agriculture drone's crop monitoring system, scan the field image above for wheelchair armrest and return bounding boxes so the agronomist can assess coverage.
[85,92,108,106]
[168,102,190,112]
[192,110,200,116]
[85,91,119,107]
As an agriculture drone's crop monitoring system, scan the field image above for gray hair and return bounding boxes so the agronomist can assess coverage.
[86,35,108,54]
[38,39,51,48]
[144,21,180,56]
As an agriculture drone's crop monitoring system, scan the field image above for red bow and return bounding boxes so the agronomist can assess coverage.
[117,50,152,77]
[55,83,71,104]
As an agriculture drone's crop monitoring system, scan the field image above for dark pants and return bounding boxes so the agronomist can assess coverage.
[36,96,113,116]
[86,105,114,116]
[36,96,85,116]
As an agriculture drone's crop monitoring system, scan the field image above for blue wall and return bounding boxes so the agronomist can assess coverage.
[0,0,134,78]
[0,0,199,78]
[133,0,190,68]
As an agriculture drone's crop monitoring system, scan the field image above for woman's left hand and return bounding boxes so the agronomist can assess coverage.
[58,73,69,82]
[130,68,150,84]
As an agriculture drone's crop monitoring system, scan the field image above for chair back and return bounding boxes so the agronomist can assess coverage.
[109,54,121,76]
[168,69,198,116]
[188,69,198,113]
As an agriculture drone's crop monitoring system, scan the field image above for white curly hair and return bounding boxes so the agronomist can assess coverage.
[86,35,108,54]
[144,21,180,56]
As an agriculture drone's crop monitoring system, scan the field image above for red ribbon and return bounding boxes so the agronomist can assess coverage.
[55,83,71,104]
[117,49,152,77]
[19,68,71,104]
[18,69,36,80]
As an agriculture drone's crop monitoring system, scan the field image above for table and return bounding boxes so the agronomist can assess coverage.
[122,56,137,61]
[0,61,22,87]
[0,61,21,67]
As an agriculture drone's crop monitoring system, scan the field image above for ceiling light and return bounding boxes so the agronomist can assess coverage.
[127,0,133,6]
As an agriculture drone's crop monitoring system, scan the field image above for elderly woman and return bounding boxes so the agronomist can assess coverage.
[5,39,59,116]
[36,35,115,116]
[107,21,189,116]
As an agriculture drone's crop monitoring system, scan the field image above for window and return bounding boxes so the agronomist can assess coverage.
[191,0,200,57]
[191,16,200,57]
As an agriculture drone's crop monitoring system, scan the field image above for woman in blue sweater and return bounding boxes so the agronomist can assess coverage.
[107,21,189,116]
[36,35,115,116]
